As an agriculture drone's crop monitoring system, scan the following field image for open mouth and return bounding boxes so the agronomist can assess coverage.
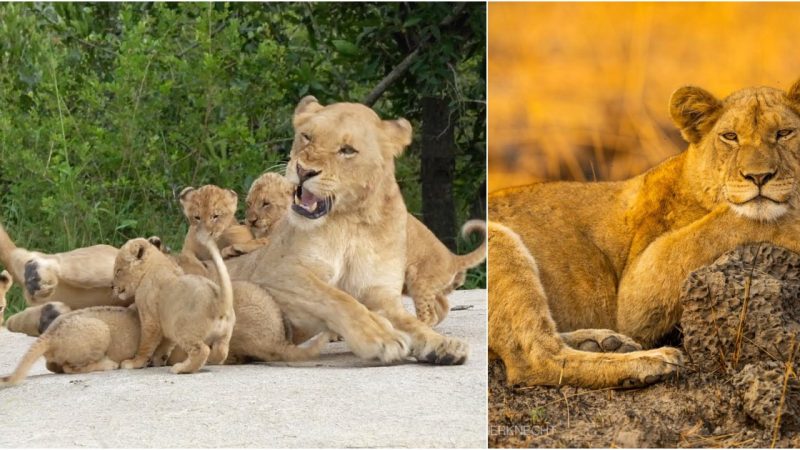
[292,184,331,219]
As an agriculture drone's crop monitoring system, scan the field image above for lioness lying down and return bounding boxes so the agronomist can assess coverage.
[244,172,487,327]
[0,270,12,326]
[0,223,121,309]
[223,96,468,364]
[489,79,800,388]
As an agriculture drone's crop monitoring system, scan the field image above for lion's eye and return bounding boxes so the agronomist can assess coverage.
[193,215,200,221]
[777,129,795,139]
[212,214,220,220]
[339,145,358,156]
[721,132,738,142]
[301,133,312,142]
[262,201,270,208]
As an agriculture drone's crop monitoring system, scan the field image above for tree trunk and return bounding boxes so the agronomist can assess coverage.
[421,96,457,251]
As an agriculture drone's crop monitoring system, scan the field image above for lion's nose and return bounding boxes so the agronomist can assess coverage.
[296,164,321,183]
[247,217,258,226]
[741,170,776,187]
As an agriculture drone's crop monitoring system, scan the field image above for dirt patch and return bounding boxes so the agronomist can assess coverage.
[489,244,799,448]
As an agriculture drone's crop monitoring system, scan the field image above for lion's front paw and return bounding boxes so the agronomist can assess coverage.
[417,335,469,365]
[220,245,246,259]
[619,347,684,388]
[561,329,642,353]
[24,260,58,299]
[120,357,148,370]
[345,313,411,363]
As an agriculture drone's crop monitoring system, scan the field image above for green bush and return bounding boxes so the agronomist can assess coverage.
[0,3,486,318]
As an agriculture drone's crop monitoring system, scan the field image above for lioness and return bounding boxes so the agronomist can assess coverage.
[244,173,487,327]
[0,223,121,309]
[5,302,71,336]
[489,79,800,388]
[223,96,468,364]
[114,233,235,374]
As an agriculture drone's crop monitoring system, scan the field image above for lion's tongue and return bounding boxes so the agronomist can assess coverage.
[300,189,320,208]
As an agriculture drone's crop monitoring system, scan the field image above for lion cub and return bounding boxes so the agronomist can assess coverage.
[179,185,269,262]
[0,270,11,326]
[244,174,487,326]
[113,233,235,374]
[0,305,140,386]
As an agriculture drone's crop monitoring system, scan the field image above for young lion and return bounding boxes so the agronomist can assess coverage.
[0,305,140,386]
[179,185,269,262]
[0,222,121,309]
[0,270,11,326]
[489,80,800,387]
[113,233,235,374]
[244,173,487,327]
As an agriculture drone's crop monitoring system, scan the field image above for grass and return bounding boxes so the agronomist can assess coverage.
[488,3,800,192]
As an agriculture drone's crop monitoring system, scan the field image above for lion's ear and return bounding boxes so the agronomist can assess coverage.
[0,270,11,289]
[382,118,413,156]
[786,78,800,105]
[179,186,196,207]
[146,236,162,251]
[293,96,324,128]
[669,86,722,144]
[225,189,238,203]
[124,240,148,261]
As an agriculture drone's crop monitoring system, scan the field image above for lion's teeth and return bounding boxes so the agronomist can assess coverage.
[310,201,317,211]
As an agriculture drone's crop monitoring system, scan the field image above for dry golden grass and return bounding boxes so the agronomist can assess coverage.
[489,3,800,192]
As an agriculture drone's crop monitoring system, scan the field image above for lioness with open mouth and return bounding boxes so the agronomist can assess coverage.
[223,97,469,364]
[489,79,800,388]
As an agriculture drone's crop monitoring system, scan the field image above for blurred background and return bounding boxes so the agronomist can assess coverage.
[0,3,486,317]
[489,2,800,192]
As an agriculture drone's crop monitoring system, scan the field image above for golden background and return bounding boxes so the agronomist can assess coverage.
[489,2,800,192]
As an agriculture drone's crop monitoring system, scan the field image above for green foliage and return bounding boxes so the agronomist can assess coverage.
[0,3,485,318]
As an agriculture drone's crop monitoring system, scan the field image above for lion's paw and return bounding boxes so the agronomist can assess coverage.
[417,335,469,365]
[562,329,642,353]
[120,357,148,370]
[345,312,411,363]
[619,347,683,388]
[24,259,58,299]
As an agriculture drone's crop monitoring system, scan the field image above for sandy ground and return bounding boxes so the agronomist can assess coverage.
[0,290,486,448]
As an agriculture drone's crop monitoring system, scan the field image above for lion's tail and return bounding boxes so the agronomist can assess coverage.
[0,336,50,387]
[0,221,18,271]
[253,331,331,362]
[453,220,487,272]
[200,233,234,316]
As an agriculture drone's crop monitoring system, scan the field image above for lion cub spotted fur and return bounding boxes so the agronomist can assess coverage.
[0,305,140,386]
[113,234,235,374]
[244,173,487,326]
[179,185,269,263]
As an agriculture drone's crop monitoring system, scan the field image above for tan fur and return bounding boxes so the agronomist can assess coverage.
[0,222,121,309]
[245,174,487,327]
[222,97,468,365]
[113,235,235,374]
[0,270,11,327]
[5,302,71,336]
[488,80,800,387]
[179,185,269,261]
[0,306,140,387]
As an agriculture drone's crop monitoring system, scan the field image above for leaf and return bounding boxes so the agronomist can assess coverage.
[115,219,138,231]
[331,39,358,57]
[403,17,422,29]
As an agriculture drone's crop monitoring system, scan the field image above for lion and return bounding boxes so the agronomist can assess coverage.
[0,270,11,326]
[179,185,270,262]
[0,222,121,309]
[244,173,487,327]
[488,79,800,388]
[113,232,235,374]
[221,96,468,365]
[5,301,71,336]
[0,305,141,386]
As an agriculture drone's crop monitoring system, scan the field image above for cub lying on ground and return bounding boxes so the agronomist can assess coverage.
[489,79,800,388]
[0,222,121,309]
[113,232,235,374]
[244,173,487,326]
[0,306,140,386]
